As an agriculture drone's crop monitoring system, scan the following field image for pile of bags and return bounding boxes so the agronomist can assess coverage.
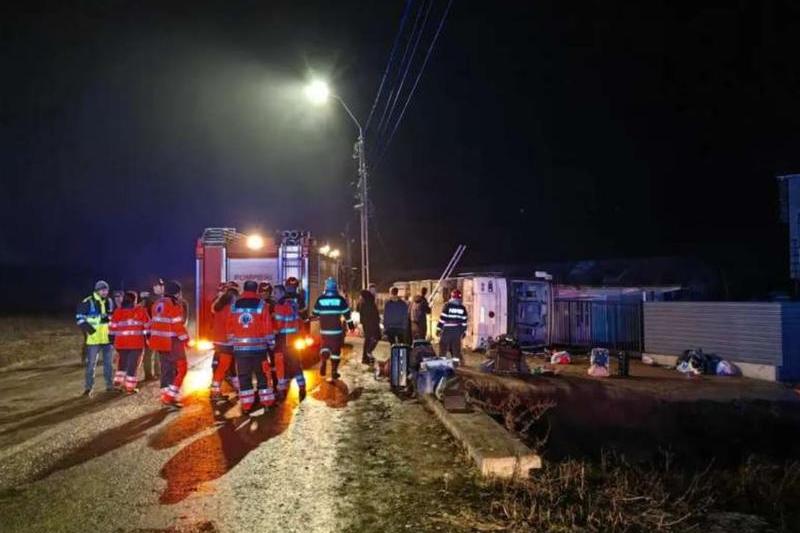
[379,340,462,400]
[550,351,571,365]
[479,335,529,374]
[676,347,739,376]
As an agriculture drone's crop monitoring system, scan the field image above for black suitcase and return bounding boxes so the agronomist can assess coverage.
[390,344,411,390]
[410,339,436,372]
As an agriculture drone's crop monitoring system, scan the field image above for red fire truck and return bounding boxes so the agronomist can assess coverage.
[194,228,343,348]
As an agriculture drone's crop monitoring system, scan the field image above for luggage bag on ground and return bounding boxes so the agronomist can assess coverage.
[416,357,458,395]
[390,343,411,390]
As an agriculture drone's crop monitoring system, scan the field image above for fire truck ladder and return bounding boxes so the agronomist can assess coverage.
[277,230,309,292]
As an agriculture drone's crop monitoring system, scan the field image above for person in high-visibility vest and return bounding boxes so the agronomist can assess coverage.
[109,291,150,394]
[225,280,276,416]
[312,277,355,381]
[210,282,239,402]
[150,280,190,408]
[75,280,115,397]
[436,288,468,364]
[272,282,305,400]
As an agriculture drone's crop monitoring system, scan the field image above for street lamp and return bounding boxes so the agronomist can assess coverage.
[246,234,264,250]
[304,79,370,289]
[304,80,330,105]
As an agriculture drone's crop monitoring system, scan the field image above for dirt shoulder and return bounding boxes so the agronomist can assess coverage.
[0,316,80,369]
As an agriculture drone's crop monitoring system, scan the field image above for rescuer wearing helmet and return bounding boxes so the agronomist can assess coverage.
[150,280,191,409]
[258,281,274,306]
[436,288,469,363]
[76,280,115,397]
[312,277,355,381]
[283,276,308,332]
[272,281,306,400]
[225,280,276,416]
[109,291,150,394]
[210,282,239,402]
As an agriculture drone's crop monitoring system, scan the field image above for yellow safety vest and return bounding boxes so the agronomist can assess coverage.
[77,292,111,345]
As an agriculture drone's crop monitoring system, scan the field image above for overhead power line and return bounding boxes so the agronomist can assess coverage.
[372,0,435,153]
[374,0,454,169]
[369,0,432,149]
[364,0,416,133]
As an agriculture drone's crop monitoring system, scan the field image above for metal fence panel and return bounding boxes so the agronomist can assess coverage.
[643,302,785,365]
[552,299,643,351]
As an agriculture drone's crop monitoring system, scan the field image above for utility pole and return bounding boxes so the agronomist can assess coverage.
[355,131,370,289]
[303,81,370,289]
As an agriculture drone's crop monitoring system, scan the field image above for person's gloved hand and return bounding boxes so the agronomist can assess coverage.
[80,323,96,335]
[100,315,110,324]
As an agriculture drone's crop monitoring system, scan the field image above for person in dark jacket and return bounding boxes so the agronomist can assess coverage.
[436,288,468,363]
[383,287,409,345]
[356,289,381,365]
[410,287,432,341]
[312,277,355,381]
[141,278,164,381]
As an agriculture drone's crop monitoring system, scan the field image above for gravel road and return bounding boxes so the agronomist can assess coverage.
[0,340,485,533]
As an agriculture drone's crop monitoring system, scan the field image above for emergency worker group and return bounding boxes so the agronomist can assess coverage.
[76,275,468,415]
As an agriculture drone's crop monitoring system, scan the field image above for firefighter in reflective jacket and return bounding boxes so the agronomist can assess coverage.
[76,280,115,397]
[210,283,239,401]
[226,280,276,415]
[285,276,309,333]
[436,288,468,363]
[150,281,190,408]
[272,282,305,400]
[109,291,150,394]
[312,277,354,381]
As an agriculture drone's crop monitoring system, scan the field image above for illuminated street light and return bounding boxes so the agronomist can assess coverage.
[304,80,330,105]
[319,244,331,256]
[303,78,370,289]
[246,234,264,250]
[329,249,340,259]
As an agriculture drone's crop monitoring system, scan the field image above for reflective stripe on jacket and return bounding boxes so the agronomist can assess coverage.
[226,292,275,355]
[313,292,353,336]
[110,307,150,350]
[273,298,301,336]
[76,292,113,345]
[149,296,189,352]
[436,299,468,335]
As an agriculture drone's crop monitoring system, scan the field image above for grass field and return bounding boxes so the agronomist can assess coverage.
[0,316,79,369]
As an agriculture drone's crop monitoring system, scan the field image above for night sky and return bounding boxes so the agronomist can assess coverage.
[2,1,800,299]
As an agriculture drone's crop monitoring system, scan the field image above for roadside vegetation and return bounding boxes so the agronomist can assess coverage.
[0,316,77,369]
[437,452,799,532]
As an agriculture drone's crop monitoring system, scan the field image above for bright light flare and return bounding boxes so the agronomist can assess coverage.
[246,234,264,250]
[319,244,331,255]
[304,336,314,347]
[197,339,214,351]
[304,80,330,105]
[293,338,307,351]
[329,249,340,259]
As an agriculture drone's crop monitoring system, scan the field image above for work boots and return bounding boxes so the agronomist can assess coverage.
[319,357,327,377]
[330,359,341,382]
